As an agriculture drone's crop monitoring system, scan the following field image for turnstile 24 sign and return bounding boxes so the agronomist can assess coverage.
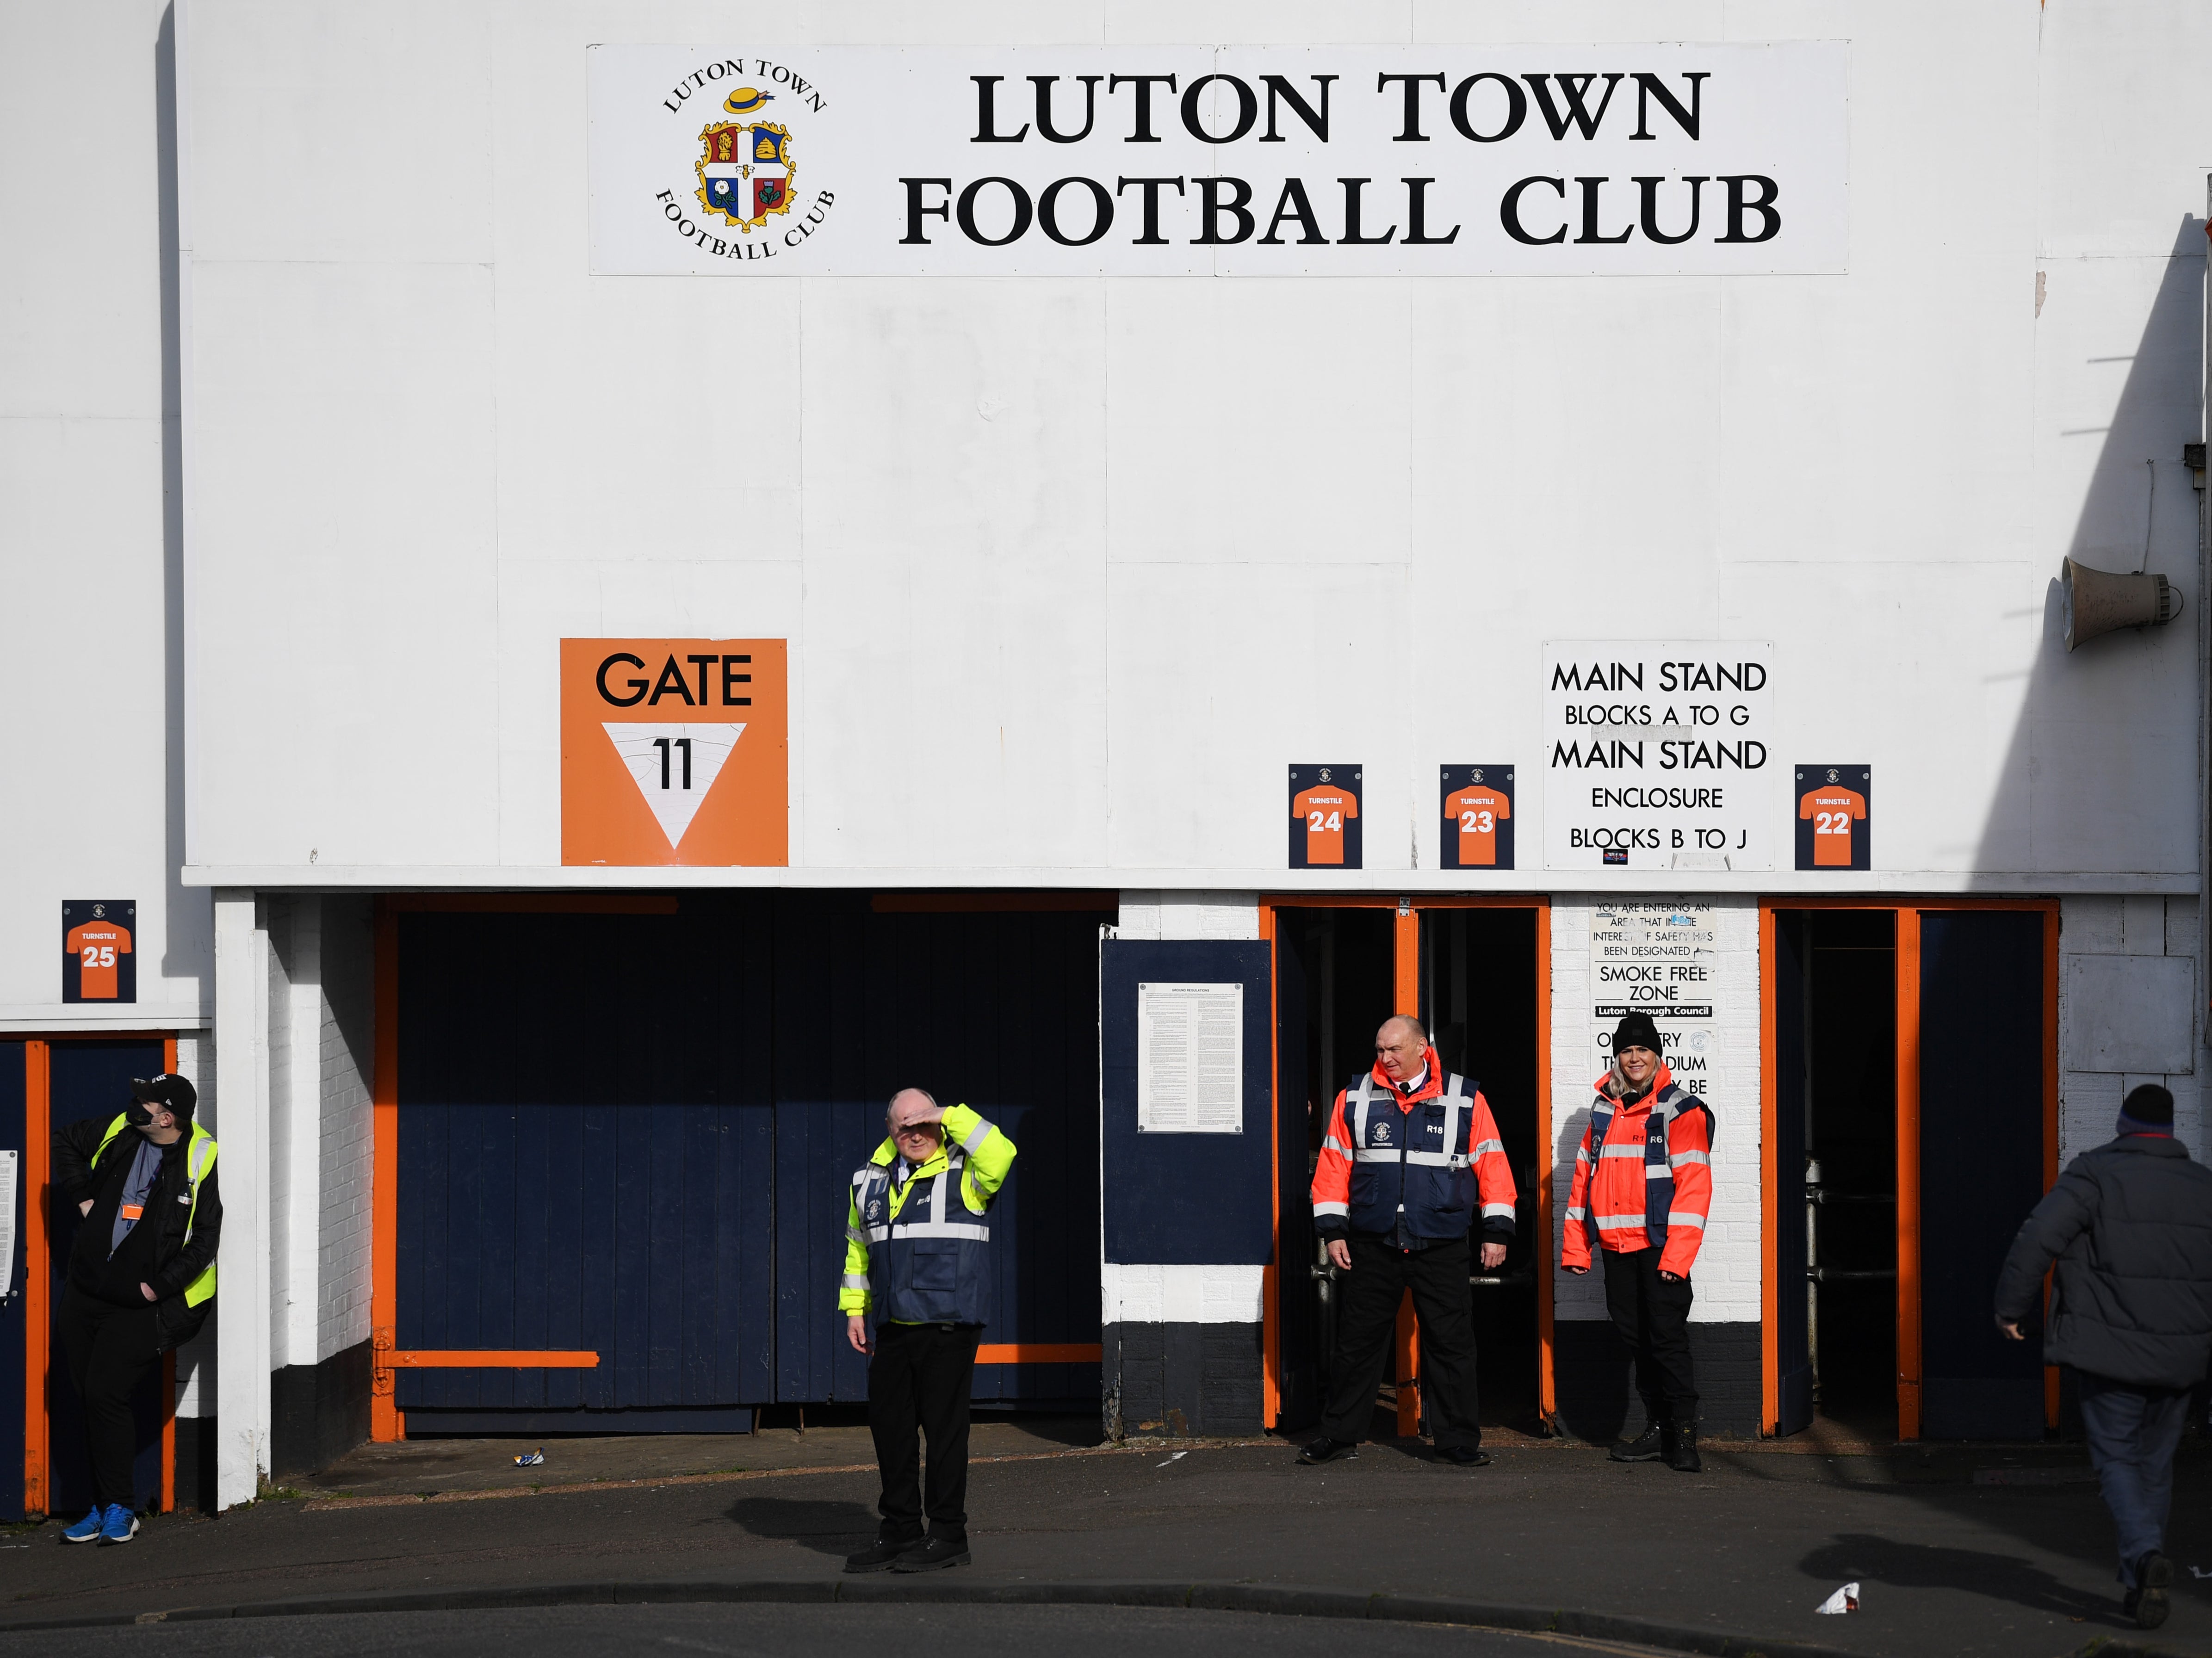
[1543,643,1773,872]
[561,639,787,866]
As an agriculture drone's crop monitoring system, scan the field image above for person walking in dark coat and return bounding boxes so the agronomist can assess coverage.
[1995,1084,2212,1631]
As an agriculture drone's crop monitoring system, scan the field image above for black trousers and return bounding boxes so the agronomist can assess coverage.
[57,1286,162,1511]
[1601,1246,1697,1424]
[867,1321,981,1541]
[1318,1235,1482,1450]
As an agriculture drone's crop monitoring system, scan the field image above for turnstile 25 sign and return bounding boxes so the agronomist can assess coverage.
[561,638,788,866]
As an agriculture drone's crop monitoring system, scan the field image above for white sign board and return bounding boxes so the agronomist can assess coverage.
[588,44,1849,277]
[0,1149,15,1299]
[1137,982,1244,1133]
[1544,642,1775,871]
[1591,903,1718,1088]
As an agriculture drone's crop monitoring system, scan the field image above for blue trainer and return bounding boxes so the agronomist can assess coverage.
[98,1505,138,1545]
[61,1507,103,1544]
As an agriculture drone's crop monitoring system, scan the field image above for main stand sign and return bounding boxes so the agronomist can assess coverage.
[1543,642,1773,871]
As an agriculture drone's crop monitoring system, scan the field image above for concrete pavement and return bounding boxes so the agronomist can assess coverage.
[2,1429,2207,1658]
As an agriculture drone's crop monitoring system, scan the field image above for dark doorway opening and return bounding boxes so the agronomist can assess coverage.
[1270,906,1543,1439]
[1777,910,1898,1444]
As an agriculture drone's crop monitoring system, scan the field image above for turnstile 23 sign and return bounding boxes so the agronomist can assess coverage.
[561,638,788,866]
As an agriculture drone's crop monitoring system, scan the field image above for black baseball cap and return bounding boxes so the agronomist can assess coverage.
[130,1074,197,1119]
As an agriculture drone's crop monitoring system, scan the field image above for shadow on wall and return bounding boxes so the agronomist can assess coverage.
[1974,215,2204,881]
[155,5,208,994]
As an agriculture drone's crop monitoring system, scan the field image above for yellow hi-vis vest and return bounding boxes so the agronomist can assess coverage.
[92,1114,219,1308]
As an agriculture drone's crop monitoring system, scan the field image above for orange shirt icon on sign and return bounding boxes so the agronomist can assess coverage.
[1446,786,1512,867]
[67,920,132,1000]
[1799,786,1866,867]
[1294,786,1359,866]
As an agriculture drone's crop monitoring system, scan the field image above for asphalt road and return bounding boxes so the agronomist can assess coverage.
[5,1439,2206,1657]
[0,1604,1691,1658]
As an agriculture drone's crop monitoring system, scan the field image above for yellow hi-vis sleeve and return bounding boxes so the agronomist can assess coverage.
[839,1186,874,1316]
[943,1103,1016,1212]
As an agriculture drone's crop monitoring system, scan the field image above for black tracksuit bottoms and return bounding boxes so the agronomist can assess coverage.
[867,1320,981,1543]
[58,1286,163,1512]
[1601,1246,1698,1425]
[1318,1235,1483,1450]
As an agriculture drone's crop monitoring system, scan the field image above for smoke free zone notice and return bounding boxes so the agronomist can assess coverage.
[1592,903,1718,1085]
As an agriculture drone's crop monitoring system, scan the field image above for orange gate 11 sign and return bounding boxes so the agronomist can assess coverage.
[561,639,787,866]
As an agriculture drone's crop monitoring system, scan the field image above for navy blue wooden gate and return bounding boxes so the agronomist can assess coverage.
[395,895,1100,1429]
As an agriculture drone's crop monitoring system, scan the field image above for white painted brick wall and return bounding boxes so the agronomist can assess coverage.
[1115,891,1259,941]
[2059,895,2201,1163]
[1550,896,1761,1324]
[316,898,374,1361]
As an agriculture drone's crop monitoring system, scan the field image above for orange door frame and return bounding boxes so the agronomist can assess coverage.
[1758,899,2058,1442]
[1257,896,1554,1436]
[22,1032,178,1520]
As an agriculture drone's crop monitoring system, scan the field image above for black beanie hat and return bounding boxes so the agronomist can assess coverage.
[1612,1011,1663,1057]
[2118,1083,2174,1137]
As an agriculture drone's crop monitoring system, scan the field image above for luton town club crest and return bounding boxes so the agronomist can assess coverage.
[696,87,793,231]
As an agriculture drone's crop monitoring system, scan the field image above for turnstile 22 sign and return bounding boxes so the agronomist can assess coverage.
[561,638,788,866]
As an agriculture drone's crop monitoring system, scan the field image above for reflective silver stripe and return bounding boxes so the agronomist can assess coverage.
[841,1273,870,1290]
[1599,1145,1644,1159]
[1564,1206,1588,1220]
[1313,1201,1350,1218]
[891,1222,991,1241]
[1401,1150,1455,1167]
[1594,1213,1645,1231]
[1574,1147,1590,1166]
[1472,1138,1504,1158]
[845,1226,869,1245]
[1645,1164,1671,1181]
[1322,1136,1351,1154]
[1352,1145,1400,1163]
[1481,1202,1516,1219]
[1669,1149,1710,1168]
[1439,1096,1466,1164]
[1665,1211,1707,1230]
[864,1225,891,1243]
[1350,1090,1374,1151]
[955,1114,994,1151]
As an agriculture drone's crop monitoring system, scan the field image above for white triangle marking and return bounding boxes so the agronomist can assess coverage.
[601,723,745,849]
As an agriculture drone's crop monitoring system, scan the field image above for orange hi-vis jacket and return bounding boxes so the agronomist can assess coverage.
[1311,1045,1518,1246]
[1561,1063,1713,1278]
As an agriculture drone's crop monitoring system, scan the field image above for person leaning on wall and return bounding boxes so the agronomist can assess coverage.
[1995,1083,2212,1632]
[839,1087,1017,1575]
[50,1074,221,1545]
[1561,1012,1713,1473]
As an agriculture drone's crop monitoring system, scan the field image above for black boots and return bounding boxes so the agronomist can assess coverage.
[1666,1422,1702,1473]
[1610,1417,1701,1472]
[2126,1552,2172,1629]
[843,1531,923,1572]
[1609,1422,1665,1462]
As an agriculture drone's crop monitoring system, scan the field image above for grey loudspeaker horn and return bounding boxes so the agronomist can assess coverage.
[2062,557,2182,650]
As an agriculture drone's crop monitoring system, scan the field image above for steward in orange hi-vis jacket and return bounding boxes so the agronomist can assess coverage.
[1563,1010,1714,1473]
[1297,1015,1518,1470]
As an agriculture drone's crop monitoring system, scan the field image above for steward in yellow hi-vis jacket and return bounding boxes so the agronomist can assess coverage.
[840,1089,1016,1577]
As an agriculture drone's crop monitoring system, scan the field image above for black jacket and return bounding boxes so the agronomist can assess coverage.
[1994,1133,2212,1389]
[52,1115,222,1351]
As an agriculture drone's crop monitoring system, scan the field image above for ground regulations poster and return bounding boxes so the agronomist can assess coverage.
[1590,903,1716,1087]
[588,44,1848,276]
[1136,981,1244,1133]
[1543,643,1774,871]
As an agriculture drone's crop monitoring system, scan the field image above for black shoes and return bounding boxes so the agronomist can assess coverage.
[892,1534,972,1572]
[843,1533,923,1573]
[1609,1423,1666,1463]
[2127,1551,2171,1628]
[1297,1436,1358,1465]
[1666,1424,1702,1474]
[1435,1445,1492,1466]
